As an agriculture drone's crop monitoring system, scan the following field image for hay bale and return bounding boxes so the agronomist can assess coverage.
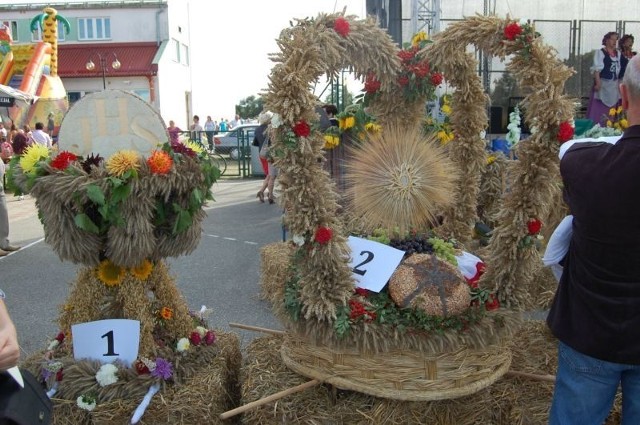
[240,321,622,424]
[259,242,293,305]
[22,331,241,425]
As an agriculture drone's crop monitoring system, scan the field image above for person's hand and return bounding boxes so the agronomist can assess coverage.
[594,80,601,91]
[0,318,19,370]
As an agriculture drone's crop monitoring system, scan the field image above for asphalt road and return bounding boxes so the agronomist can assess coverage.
[1,177,285,358]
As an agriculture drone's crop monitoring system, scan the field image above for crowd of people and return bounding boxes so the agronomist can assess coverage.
[586,32,637,124]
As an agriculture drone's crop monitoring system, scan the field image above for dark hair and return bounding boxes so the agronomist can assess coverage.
[12,133,28,155]
[193,115,199,121]
[620,34,635,49]
[602,31,619,46]
[35,122,44,130]
[323,104,338,116]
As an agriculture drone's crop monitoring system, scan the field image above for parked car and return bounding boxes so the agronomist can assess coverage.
[214,124,258,159]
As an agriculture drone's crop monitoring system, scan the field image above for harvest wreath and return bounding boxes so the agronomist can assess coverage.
[257,12,574,401]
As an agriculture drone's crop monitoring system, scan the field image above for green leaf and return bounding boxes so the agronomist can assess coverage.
[85,184,105,205]
[173,208,192,234]
[190,188,203,209]
[110,183,131,204]
[74,213,100,234]
[107,176,123,187]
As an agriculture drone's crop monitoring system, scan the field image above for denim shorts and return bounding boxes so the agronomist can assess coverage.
[549,341,640,425]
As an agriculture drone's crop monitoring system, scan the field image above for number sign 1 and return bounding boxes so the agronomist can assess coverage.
[72,319,140,366]
[347,236,405,293]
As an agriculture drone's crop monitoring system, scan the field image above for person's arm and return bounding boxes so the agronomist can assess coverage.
[592,49,605,91]
[0,299,19,371]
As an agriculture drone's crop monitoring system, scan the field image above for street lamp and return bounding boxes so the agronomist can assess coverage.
[85,52,121,90]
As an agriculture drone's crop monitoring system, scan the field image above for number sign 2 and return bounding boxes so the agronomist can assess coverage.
[347,236,405,293]
[72,319,140,366]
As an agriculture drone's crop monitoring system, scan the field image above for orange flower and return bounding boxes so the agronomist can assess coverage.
[159,307,173,320]
[147,150,173,174]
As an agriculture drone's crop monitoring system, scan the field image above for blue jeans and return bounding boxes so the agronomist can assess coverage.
[550,341,640,425]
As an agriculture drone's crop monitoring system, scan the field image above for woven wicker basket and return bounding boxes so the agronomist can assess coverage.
[281,332,512,401]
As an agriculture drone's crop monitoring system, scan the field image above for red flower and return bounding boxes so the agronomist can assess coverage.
[465,276,479,289]
[364,73,381,94]
[398,49,415,62]
[314,226,333,244]
[527,218,542,235]
[485,294,500,311]
[55,369,64,382]
[398,75,410,86]
[334,17,350,37]
[204,330,216,345]
[292,121,311,138]
[51,151,78,171]
[135,360,150,375]
[354,287,368,297]
[430,72,443,86]
[504,22,523,41]
[475,262,486,275]
[55,332,65,343]
[557,121,574,143]
[413,62,430,78]
[189,331,202,346]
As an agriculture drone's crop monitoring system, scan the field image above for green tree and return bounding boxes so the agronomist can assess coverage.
[490,71,521,112]
[323,86,354,111]
[235,96,264,119]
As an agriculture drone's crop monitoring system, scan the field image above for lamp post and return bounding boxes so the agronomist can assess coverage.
[85,52,121,90]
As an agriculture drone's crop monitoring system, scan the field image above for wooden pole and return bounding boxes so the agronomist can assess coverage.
[228,322,285,336]
[506,370,556,383]
[219,379,321,420]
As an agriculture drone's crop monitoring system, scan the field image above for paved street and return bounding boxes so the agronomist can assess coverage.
[1,177,285,358]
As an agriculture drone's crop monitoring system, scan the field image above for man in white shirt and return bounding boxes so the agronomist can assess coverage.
[30,122,52,148]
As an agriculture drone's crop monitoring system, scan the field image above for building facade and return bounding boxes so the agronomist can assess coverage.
[0,0,194,129]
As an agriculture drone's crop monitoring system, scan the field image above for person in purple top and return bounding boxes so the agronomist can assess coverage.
[167,120,182,144]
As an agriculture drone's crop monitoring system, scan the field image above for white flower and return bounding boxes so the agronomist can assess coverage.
[176,337,190,352]
[95,363,119,387]
[292,234,305,246]
[195,326,207,338]
[47,340,60,351]
[77,395,96,411]
[519,18,529,26]
[271,113,282,129]
[479,130,486,139]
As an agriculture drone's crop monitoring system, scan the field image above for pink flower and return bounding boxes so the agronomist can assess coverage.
[204,330,216,345]
[334,17,350,37]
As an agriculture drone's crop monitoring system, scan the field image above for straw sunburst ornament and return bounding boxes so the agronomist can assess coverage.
[346,125,458,234]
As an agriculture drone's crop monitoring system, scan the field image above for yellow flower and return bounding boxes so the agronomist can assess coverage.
[19,144,50,175]
[130,259,153,280]
[97,259,125,286]
[323,135,340,149]
[617,105,624,114]
[106,150,140,177]
[411,31,428,46]
[441,104,452,115]
[160,306,173,320]
[487,155,496,165]
[614,122,621,130]
[620,118,629,129]
[345,116,356,129]
[365,122,382,133]
[609,107,617,117]
[606,120,613,128]
[184,140,204,154]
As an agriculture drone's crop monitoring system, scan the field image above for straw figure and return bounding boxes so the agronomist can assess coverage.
[255,10,575,407]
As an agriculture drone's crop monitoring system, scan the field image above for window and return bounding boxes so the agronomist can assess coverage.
[172,38,180,62]
[78,18,111,41]
[31,21,66,42]
[1,21,18,42]
[181,43,189,65]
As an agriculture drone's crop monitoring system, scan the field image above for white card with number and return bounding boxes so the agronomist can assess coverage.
[348,236,405,293]
[72,319,140,366]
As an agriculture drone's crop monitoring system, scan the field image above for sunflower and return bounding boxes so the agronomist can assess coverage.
[146,150,173,175]
[97,259,126,286]
[365,122,382,133]
[183,140,204,154]
[323,134,340,149]
[105,150,141,177]
[345,124,458,235]
[411,31,428,46]
[19,144,50,175]
[338,116,356,130]
[130,259,153,280]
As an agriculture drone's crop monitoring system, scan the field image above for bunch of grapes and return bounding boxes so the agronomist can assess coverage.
[389,236,435,257]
